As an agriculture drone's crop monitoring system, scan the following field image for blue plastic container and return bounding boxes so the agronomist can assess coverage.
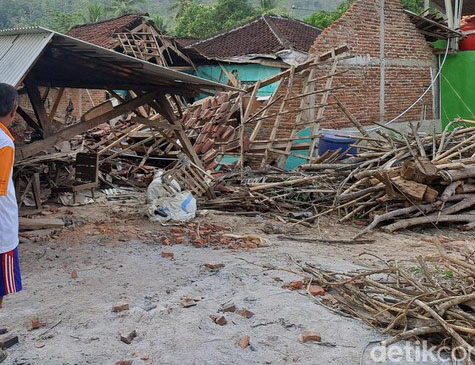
[318,131,358,157]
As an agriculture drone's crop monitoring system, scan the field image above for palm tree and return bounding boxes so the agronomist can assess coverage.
[82,3,106,23]
[109,0,145,17]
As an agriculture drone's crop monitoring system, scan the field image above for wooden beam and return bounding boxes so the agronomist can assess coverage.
[16,106,43,136]
[16,91,160,160]
[48,88,65,123]
[25,82,53,136]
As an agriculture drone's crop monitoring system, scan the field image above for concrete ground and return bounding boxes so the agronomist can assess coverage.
[1,195,472,365]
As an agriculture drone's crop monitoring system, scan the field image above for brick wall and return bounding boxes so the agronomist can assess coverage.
[249,0,436,149]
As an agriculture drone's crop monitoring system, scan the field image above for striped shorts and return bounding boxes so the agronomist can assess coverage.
[0,247,22,296]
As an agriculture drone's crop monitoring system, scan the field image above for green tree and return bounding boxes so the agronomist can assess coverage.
[259,0,279,13]
[305,0,426,29]
[43,8,81,32]
[170,0,193,20]
[82,3,106,24]
[174,0,257,38]
[304,0,352,29]
[150,14,168,32]
[109,0,145,17]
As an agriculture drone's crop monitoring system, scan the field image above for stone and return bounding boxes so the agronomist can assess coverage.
[120,330,137,345]
[308,285,325,296]
[299,331,321,343]
[112,303,129,312]
[238,335,250,349]
[0,335,19,349]
[180,298,197,308]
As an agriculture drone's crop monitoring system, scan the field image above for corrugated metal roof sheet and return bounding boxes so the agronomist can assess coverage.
[0,30,53,87]
[0,26,237,93]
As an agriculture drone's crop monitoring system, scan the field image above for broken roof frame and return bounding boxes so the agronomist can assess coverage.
[0,26,236,185]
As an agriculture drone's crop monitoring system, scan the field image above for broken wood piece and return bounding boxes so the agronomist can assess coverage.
[19,218,64,232]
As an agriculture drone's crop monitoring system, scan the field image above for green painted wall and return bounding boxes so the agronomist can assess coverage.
[195,64,283,98]
[441,51,475,129]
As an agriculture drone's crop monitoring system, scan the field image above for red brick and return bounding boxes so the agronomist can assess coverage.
[112,302,129,312]
[299,330,321,343]
[309,285,326,296]
[237,335,250,349]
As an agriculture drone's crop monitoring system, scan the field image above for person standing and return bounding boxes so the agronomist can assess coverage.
[0,83,22,361]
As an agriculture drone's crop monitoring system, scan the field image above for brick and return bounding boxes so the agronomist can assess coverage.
[237,309,254,319]
[0,335,19,349]
[299,331,321,343]
[120,330,137,345]
[70,270,78,279]
[283,281,304,291]
[204,263,225,270]
[308,285,326,296]
[220,304,236,313]
[162,238,171,246]
[31,318,43,330]
[161,251,174,259]
[112,302,129,312]
[237,335,250,349]
[210,315,227,326]
[175,236,184,244]
[116,361,133,365]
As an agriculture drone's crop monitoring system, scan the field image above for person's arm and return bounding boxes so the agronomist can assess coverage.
[0,146,14,196]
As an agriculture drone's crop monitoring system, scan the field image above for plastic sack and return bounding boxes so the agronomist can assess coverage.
[147,191,196,224]
[146,170,181,203]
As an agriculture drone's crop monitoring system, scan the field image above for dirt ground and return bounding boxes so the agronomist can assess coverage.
[2,192,475,365]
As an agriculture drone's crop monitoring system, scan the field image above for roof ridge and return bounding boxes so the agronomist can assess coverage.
[69,12,148,31]
[262,14,293,50]
[185,15,266,48]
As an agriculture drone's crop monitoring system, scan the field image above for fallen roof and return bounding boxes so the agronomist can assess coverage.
[186,15,321,61]
[431,0,475,16]
[0,27,234,94]
[67,13,146,49]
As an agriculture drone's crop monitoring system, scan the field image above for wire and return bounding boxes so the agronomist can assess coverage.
[365,40,451,132]
[321,39,451,134]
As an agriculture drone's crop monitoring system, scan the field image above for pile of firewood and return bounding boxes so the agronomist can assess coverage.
[300,241,475,358]
[205,119,475,236]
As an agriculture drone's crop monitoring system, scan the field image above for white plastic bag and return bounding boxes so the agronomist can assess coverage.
[146,170,181,203]
[147,191,196,224]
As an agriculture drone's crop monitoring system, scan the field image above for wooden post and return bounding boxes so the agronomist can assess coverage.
[25,83,54,136]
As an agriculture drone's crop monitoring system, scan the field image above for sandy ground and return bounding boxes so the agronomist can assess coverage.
[1,193,475,365]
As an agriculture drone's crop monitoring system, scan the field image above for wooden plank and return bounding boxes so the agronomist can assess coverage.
[16,91,160,160]
[19,218,64,231]
[48,88,65,123]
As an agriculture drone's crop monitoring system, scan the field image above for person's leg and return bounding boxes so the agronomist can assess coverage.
[0,296,3,309]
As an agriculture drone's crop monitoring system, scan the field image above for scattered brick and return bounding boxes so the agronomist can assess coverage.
[210,315,227,326]
[70,270,78,279]
[175,236,184,244]
[162,238,171,246]
[299,331,321,343]
[309,285,326,296]
[204,263,225,270]
[120,330,137,345]
[220,304,236,313]
[283,281,304,290]
[116,361,133,365]
[237,309,254,319]
[31,318,43,330]
[112,303,129,312]
[161,251,174,260]
[237,335,250,349]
